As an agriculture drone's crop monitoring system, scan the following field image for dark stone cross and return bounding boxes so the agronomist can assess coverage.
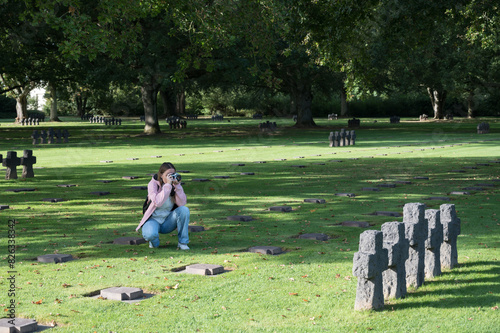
[62,129,70,143]
[3,151,21,179]
[47,128,55,144]
[20,150,36,178]
[353,230,388,310]
[440,204,461,269]
[40,130,47,144]
[381,221,408,299]
[403,202,427,289]
[31,130,39,145]
[424,209,443,279]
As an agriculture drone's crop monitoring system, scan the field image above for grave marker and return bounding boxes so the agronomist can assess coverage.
[113,237,146,245]
[37,254,73,263]
[353,230,388,310]
[304,198,326,203]
[424,209,443,279]
[0,318,38,333]
[298,233,328,241]
[3,151,21,180]
[335,193,356,197]
[188,225,205,232]
[381,221,408,299]
[440,204,461,269]
[249,246,283,255]
[185,264,224,275]
[100,287,143,300]
[403,203,427,289]
[227,215,252,222]
[341,221,370,228]
[20,150,36,178]
[269,206,292,212]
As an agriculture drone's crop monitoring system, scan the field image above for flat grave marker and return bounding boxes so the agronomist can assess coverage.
[37,254,74,263]
[0,205,9,210]
[113,237,146,245]
[42,198,66,203]
[192,178,210,182]
[304,198,326,203]
[341,221,370,228]
[227,215,253,222]
[372,211,401,217]
[240,172,255,175]
[0,318,38,333]
[449,191,469,195]
[362,187,380,191]
[122,176,139,180]
[57,184,76,188]
[188,225,205,232]
[90,191,111,196]
[185,264,224,275]
[269,206,292,212]
[298,233,328,241]
[96,180,113,183]
[335,193,356,197]
[248,246,283,255]
[425,197,451,201]
[5,188,36,192]
[100,287,144,301]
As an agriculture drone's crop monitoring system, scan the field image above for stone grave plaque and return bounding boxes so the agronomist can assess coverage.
[476,163,490,166]
[374,211,401,217]
[450,170,466,173]
[329,160,343,163]
[232,163,245,166]
[227,215,252,222]
[335,193,356,197]
[96,180,113,183]
[122,176,139,180]
[342,221,370,228]
[131,186,148,190]
[192,178,210,182]
[463,187,483,191]
[463,166,477,169]
[100,287,143,300]
[113,237,146,245]
[377,184,396,188]
[254,161,266,163]
[291,165,306,168]
[449,191,469,195]
[185,264,224,275]
[177,170,190,173]
[214,176,230,179]
[0,318,38,333]
[362,187,380,191]
[0,205,9,210]
[298,233,328,241]
[269,206,292,212]
[90,191,111,196]
[240,172,255,175]
[57,184,76,187]
[151,155,162,158]
[5,188,36,192]
[249,246,283,255]
[304,198,326,203]
[100,160,113,163]
[414,177,429,180]
[188,225,205,232]
[127,158,139,160]
[476,183,495,187]
[274,158,287,161]
[394,181,412,185]
[42,198,66,203]
[37,254,73,263]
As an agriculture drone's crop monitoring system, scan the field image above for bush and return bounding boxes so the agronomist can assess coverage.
[0,94,16,118]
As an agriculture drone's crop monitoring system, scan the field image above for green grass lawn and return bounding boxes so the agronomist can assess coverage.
[0,116,499,332]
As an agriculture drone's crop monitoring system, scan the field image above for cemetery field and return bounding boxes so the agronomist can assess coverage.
[0,116,499,332]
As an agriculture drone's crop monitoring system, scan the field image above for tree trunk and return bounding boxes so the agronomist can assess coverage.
[141,79,161,134]
[427,87,447,119]
[160,88,177,117]
[292,81,315,127]
[340,86,349,117]
[467,90,474,118]
[15,93,28,123]
[176,91,185,115]
[49,82,61,122]
[76,91,88,117]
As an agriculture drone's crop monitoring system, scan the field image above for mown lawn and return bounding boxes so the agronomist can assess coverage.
[0,116,499,332]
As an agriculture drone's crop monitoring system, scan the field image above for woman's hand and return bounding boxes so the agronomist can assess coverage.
[162,172,173,185]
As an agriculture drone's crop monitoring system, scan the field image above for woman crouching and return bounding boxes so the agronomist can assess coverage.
[136,162,190,250]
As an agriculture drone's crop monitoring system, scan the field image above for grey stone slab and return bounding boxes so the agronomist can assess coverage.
[254,161,267,163]
[463,187,484,191]
[5,188,36,192]
[463,166,477,169]
[373,211,401,217]
[100,287,144,300]
[192,178,210,182]
[100,160,113,163]
[342,221,370,228]
[393,181,412,185]
[113,237,146,245]
[177,170,190,173]
[304,198,326,203]
[188,225,205,232]
[232,163,245,166]
[298,233,328,241]
[403,203,427,289]
[381,222,408,299]
[362,187,380,191]
[214,176,230,179]
[90,191,110,195]
[449,191,470,195]
[127,158,139,160]
[450,170,466,173]
[413,177,430,180]
[291,165,306,168]
[57,184,76,187]
[248,246,283,255]
[122,176,139,180]
[269,206,292,212]
[377,184,396,188]
[476,183,495,187]
[240,172,255,175]
[476,163,490,166]
[131,186,148,190]
[227,215,253,222]
[335,193,356,197]
[274,159,287,161]
[151,155,162,158]
[0,318,38,333]
[0,205,9,210]
[329,160,343,162]
[42,198,66,203]
[95,180,113,183]
[37,254,73,263]
[185,264,224,275]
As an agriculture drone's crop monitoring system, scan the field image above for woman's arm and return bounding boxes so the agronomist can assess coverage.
[173,183,187,206]
[148,181,172,207]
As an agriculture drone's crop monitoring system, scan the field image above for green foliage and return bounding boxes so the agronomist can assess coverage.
[0,94,15,117]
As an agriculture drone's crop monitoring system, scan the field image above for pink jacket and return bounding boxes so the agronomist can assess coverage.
[136,176,187,231]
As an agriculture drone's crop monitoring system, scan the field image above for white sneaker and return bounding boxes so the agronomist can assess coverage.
[178,243,190,250]
[149,242,155,248]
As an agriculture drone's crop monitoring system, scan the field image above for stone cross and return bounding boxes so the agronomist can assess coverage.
[353,230,388,310]
[350,130,356,145]
[62,129,70,143]
[440,204,461,269]
[31,130,39,145]
[403,202,427,289]
[40,130,47,144]
[424,209,443,278]
[381,221,408,299]
[20,150,36,178]
[340,129,346,146]
[3,151,21,179]
[55,129,62,143]
[47,128,55,144]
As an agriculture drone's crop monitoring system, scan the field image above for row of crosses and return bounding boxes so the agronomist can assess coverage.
[353,203,461,310]
[1,150,37,179]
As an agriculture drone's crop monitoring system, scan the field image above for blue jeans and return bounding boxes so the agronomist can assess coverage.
[142,206,190,247]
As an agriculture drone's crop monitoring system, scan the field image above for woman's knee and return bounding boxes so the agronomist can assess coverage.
[175,206,190,218]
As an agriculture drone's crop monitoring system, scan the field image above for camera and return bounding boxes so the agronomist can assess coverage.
[168,172,181,182]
